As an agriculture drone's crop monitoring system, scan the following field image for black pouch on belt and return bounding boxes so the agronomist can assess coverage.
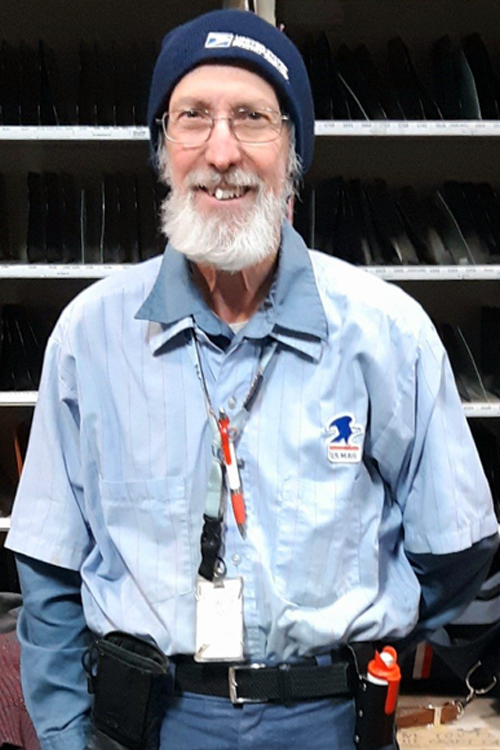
[83,631,169,750]
[351,644,399,750]
[355,677,397,750]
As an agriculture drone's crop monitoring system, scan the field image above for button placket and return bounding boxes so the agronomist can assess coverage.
[215,344,249,418]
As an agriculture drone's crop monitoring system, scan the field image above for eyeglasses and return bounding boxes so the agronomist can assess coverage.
[158,107,290,147]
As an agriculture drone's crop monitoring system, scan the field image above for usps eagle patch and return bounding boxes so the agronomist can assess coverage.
[327,414,364,464]
[205,32,234,49]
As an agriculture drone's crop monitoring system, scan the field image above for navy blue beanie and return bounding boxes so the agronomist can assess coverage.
[147,9,314,174]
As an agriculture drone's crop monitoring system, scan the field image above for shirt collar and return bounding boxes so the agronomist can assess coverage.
[135,239,225,336]
[135,221,328,359]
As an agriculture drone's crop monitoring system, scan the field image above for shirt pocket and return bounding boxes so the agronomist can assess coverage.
[271,477,361,608]
[98,476,194,603]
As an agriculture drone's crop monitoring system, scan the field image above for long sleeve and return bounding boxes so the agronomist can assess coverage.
[16,553,93,750]
[405,532,499,645]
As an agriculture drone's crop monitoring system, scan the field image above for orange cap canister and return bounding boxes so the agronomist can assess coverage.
[367,646,401,715]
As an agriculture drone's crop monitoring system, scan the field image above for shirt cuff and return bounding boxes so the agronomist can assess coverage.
[38,723,90,750]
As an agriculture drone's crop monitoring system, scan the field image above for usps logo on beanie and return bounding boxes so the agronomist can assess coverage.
[205,31,289,80]
[205,32,234,49]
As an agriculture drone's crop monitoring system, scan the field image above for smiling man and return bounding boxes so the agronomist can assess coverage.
[159,65,292,268]
[157,63,295,324]
[6,9,498,750]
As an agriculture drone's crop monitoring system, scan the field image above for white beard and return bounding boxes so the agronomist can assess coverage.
[159,166,290,272]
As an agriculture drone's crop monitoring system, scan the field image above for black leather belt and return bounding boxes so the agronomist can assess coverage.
[173,653,359,705]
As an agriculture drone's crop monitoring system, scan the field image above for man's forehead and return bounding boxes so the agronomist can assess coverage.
[169,63,280,107]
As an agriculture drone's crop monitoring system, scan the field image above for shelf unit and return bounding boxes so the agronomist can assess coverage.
[4,120,500,140]
[0,265,127,279]
[0,393,38,407]
[1,0,500,547]
[2,262,500,281]
[2,390,499,417]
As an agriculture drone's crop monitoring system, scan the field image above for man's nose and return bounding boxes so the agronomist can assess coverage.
[203,118,243,171]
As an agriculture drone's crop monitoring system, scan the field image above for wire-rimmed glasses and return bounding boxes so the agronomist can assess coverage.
[158,107,290,147]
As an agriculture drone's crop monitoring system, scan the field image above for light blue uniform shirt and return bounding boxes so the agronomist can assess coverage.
[7,221,497,665]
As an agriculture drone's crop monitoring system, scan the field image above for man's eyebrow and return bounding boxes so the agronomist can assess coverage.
[231,100,279,110]
[169,97,207,110]
[170,96,278,110]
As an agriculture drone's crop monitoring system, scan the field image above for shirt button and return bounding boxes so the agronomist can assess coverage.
[228,396,238,410]
[231,553,242,567]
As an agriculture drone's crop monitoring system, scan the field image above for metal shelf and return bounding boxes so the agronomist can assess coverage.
[463,402,500,418]
[0,517,11,532]
[315,121,500,137]
[0,126,148,141]
[0,391,498,416]
[0,264,129,279]
[365,265,500,281]
[2,122,500,142]
[1,264,499,281]
[0,392,38,406]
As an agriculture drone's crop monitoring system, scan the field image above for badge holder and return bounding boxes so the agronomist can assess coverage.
[195,575,245,663]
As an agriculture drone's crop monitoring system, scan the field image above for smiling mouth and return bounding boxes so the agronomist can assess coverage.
[198,185,252,201]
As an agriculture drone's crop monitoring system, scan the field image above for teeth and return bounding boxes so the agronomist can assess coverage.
[212,186,246,201]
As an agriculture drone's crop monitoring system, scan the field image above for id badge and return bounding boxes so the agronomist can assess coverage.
[194,576,244,662]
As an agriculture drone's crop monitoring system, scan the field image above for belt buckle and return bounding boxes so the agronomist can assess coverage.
[228,663,267,704]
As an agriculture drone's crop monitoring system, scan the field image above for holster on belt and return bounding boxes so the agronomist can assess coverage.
[350,643,399,750]
[83,631,169,750]
[355,677,398,750]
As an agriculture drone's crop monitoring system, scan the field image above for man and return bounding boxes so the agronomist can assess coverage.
[6,9,499,750]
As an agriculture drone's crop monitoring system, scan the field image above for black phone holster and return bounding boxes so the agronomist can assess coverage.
[83,631,170,750]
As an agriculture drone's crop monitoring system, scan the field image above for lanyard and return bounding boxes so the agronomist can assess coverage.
[186,324,278,579]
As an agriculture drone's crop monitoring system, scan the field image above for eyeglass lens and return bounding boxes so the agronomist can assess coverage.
[163,109,285,144]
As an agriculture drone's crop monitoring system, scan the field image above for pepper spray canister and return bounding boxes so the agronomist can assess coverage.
[355,647,401,750]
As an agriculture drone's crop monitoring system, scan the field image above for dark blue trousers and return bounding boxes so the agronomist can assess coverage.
[160,692,399,750]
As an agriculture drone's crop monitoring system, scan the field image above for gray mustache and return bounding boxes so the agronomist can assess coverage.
[187,168,261,191]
